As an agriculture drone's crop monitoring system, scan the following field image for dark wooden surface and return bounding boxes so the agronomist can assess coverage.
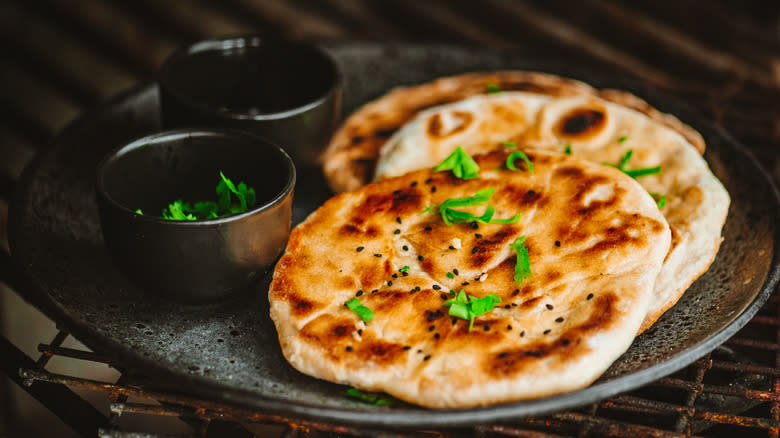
[0,1,778,437]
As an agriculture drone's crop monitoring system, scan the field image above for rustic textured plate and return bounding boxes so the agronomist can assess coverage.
[9,43,780,428]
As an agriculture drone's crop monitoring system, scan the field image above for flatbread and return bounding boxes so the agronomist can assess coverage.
[374,92,729,332]
[321,71,705,193]
[270,149,671,408]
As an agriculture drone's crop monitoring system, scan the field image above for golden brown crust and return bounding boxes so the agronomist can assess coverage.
[322,71,705,193]
[271,149,671,408]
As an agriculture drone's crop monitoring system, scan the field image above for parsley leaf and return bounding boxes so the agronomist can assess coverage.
[563,143,572,155]
[399,266,410,272]
[649,191,667,208]
[135,209,143,215]
[606,149,661,179]
[433,146,480,179]
[444,289,502,331]
[510,236,531,285]
[162,200,197,221]
[161,172,257,220]
[506,151,534,174]
[346,388,399,406]
[422,188,521,226]
[345,298,374,323]
[486,84,502,94]
[618,135,628,143]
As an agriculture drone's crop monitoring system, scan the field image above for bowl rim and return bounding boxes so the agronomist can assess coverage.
[95,128,296,225]
[158,35,342,121]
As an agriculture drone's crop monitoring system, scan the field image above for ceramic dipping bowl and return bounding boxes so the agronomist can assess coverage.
[158,35,341,167]
[95,128,295,303]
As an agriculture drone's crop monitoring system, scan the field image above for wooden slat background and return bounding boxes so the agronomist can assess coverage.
[0,1,778,437]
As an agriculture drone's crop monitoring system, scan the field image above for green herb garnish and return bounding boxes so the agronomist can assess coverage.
[618,135,628,143]
[563,143,572,155]
[506,151,534,174]
[135,209,143,215]
[486,84,502,94]
[510,236,531,285]
[399,266,410,272]
[345,298,374,323]
[444,289,502,331]
[346,388,399,406]
[422,188,521,226]
[605,149,661,179]
[158,172,257,221]
[433,146,480,179]
[650,192,667,208]
[446,272,455,279]
[501,141,517,149]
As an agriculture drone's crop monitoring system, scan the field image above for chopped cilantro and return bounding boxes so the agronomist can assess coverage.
[650,192,667,208]
[135,208,143,215]
[486,84,502,94]
[510,236,531,285]
[563,143,572,155]
[159,172,257,220]
[433,146,480,179]
[501,141,517,149]
[444,289,502,331]
[446,272,455,279]
[399,266,410,272]
[506,151,534,174]
[346,388,399,406]
[345,298,374,323]
[605,149,661,179]
[422,188,521,226]
[618,135,628,143]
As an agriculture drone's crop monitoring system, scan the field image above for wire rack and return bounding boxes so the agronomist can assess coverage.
[1,1,779,436]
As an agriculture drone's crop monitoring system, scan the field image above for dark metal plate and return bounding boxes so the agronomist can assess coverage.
[9,43,780,428]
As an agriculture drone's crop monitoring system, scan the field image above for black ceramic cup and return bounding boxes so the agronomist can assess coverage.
[158,36,341,167]
[96,129,295,303]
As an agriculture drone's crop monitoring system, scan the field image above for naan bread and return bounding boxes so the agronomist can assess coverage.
[322,71,705,193]
[374,92,729,332]
[270,149,671,408]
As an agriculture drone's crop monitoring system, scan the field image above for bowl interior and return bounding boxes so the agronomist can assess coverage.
[160,37,338,116]
[98,130,293,218]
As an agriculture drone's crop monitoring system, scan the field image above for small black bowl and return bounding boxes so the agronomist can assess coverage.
[158,36,341,167]
[95,129,295,303]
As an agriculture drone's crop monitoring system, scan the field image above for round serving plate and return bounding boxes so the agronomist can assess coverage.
[9,43,780,428]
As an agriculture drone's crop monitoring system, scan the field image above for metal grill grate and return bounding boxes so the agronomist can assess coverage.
[1,1,779,436]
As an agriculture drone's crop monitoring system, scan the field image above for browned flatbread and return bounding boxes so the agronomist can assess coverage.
[271,149,671,408]
[321,71,705,193]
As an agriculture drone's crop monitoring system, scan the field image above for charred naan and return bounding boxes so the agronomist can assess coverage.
[321,71,705,193]
[373,92,729,332]
[270,149,671,408]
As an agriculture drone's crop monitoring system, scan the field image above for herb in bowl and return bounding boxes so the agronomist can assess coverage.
[155,171,257,221]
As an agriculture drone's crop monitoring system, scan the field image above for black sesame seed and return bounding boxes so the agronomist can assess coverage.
[587,293,594,300]
[520,330,526,337]
[562,339,570,346]
[449,245,456,250]
[555,317,564,323]
[424,225,432,231]
[453,269,459,275]
[512,303,518,307]
[470,221,479,229]
[528,189,536,196]
[356,290,363,297]
[544,329,551,335]
[423,355,431,361]
[394,229,401,235]
[402,245,409,251]
[507,324,513,330]
[440,293,449,300]
[409,288,417,294]
[403,345,411,350]
[504,305,511,309]
[432,285,441,290]
[392,273,398,278]
[371,289,378,294]
[472,247,480,254]
[546,304,554,310]
[402,271,409,276]
[356,246,364,252]
[417,349,423,353]
[475,233,483,238]
[427,313,437,322]
[452,318,458,325]
[461,281,470,286]
[498,352,509,358]
[374,253,382,257]
[483,325,490,331]
[512,289,520,296]
[346,346,353,352]
[418,255,425,261]
[387,280,393,286]
[415,286,421,291]
[411,181,418,187]
[425,178,434,184]
[428,325,435,332]
[396,217,402,224]
[431,186,437,193]
[393,190,402,195]
[434,333,440,339]
[555,240,561,247]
